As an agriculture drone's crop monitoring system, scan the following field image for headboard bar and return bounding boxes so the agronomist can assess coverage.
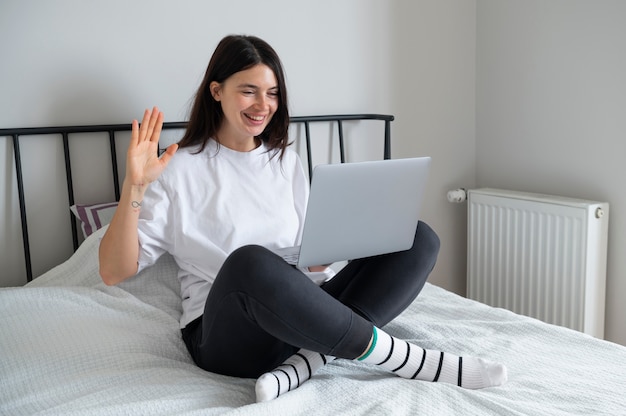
[338,120,346,164]
[10,133,33,282]
[61,132,80,251]
[107,130,121,201]
[303,122,313,178]
[0,114,394,283]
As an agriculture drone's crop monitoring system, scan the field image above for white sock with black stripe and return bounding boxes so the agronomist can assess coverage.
[357,327,507,389]
[255,349,335,402]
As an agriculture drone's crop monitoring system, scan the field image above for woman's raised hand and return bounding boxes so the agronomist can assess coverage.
[126,107,178,188]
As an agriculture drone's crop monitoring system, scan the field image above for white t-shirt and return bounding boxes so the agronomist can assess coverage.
[137,139,314,328]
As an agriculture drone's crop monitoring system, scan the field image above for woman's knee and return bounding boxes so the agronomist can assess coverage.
[402,221,440,278]
[217,244,297,292]
[415,221,441,258]
[216,245,276,287]
[225,244,275,268]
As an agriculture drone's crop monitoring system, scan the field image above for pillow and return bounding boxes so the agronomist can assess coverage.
[70,202,118,238]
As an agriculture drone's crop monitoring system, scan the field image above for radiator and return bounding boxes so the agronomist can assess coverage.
[466,188,609,338]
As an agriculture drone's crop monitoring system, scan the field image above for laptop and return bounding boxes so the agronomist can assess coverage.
[274,156,431,268]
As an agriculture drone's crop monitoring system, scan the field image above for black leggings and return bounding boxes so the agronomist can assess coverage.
[182,221,440,378]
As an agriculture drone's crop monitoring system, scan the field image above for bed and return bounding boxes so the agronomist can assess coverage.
[1,115,626,415]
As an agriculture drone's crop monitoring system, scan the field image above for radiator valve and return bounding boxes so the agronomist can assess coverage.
[595,207,605,219]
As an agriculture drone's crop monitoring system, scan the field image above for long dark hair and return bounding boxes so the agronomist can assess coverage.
[178,35,290,159]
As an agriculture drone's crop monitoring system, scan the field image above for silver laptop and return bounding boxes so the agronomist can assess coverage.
[274,157,431,268]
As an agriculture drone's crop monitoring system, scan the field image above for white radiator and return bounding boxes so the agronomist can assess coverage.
[466,188,609,338]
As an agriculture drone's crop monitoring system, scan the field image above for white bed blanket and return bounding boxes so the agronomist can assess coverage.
[1,227,626,415]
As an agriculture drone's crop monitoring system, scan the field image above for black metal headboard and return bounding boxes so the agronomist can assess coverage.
[0,114,394,282]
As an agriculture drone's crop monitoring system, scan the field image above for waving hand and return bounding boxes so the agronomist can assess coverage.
[126,107,178,188]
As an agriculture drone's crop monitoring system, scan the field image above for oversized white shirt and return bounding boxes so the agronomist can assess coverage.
[136,139,311,328]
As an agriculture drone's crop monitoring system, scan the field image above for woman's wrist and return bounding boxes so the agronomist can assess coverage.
[122,176,149,192]
[121,180,148,211]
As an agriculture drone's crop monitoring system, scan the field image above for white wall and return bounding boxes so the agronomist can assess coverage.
[0,0,394,124]
[389,0,476,295]
[476,0,626,345]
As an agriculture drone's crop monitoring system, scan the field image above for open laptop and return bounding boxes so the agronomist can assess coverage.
[274,156,431,268]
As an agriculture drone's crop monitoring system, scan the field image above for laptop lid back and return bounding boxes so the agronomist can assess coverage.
[297,157,431,268]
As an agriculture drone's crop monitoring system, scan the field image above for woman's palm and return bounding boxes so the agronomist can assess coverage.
[127,108,177,187]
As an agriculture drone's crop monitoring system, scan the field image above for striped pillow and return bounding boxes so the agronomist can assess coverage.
[70,202,118,238]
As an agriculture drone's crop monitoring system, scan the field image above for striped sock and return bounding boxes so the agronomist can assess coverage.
[357,327,507,389]
[255,349,335,402]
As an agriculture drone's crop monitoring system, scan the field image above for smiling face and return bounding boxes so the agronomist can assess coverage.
[210,64,279,151]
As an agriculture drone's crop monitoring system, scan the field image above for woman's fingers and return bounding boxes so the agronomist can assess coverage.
[130,119,140,145]
[131,107,162,147]
[159,143,179,167]
[144,107,159,142]
[126,108,173,186]
[151,110,164,143]
[139,108,154,142]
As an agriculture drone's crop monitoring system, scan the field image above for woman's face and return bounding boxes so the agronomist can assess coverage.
[210,64,279,150]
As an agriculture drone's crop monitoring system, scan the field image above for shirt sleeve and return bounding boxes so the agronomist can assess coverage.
[136,178,174,273]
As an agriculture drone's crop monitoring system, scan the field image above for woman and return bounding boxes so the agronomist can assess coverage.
[99,35,506,403]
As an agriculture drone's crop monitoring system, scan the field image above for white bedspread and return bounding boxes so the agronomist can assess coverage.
[1,227,625,415]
